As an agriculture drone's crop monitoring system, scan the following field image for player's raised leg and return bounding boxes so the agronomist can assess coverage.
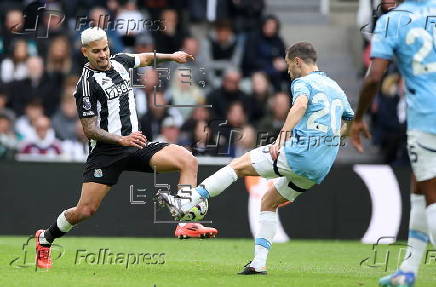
[149,144,218,238]
[150,144,199,216]
[197,151,259,197]
[149,144,198,188]
[164,151,260,215]
[36,182,110,268]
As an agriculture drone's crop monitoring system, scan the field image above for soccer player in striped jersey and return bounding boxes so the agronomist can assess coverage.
[34,27,204,268]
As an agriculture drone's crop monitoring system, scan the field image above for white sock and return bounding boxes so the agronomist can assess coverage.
[197,165,238,198]
[400,194,429,274]
[57,211,73,232]
[39,211,73,245]
[39,232,50,245]
[426,203,436,245]
[250,211,277,269]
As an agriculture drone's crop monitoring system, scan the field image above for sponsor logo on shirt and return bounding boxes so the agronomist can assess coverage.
[105,80,132,100]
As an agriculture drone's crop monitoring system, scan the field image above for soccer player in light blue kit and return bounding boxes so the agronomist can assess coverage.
[161,42,355,274]
[351,1,436,286]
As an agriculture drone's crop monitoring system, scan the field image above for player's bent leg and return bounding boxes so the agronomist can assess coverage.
[149,144,198,188]
[65,182,111,224]
[35,182,110,269]
[229,152,260,177]
[240,177,309,275]
[149,144,200,217]
[260,185,289,212]
[148,145,218,234]
[239,184,283,275]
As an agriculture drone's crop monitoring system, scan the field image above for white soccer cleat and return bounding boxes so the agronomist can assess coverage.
[154,192,185,219]
[176,187,203,214]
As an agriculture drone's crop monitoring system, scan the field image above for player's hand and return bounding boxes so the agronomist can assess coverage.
[119,131,148,149]
[172,51,195,63]
[350,120,371,153]
[269,141,281,161]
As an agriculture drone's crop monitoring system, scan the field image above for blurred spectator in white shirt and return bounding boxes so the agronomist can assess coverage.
[165,69,205,121]
[61,120,89,161]
[116,1,149,48]
[52,95,78,141]
[15,99,44,141]
[155,117,181,144]
[133,67,159,117]
[234,125,256,157]
[1,39,28,83]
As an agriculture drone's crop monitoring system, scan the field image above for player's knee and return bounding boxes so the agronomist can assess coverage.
[77,204,98,218]
[230,153,250,177]
[261,193,280,211]
[186,153,198,170]
[176,147,198,170]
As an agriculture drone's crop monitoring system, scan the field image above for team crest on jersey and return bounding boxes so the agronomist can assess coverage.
[94,169,103,178]
[83,96,92,110]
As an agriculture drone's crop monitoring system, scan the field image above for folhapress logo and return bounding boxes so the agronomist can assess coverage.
[74,249,166,269]
[9,235,64,271]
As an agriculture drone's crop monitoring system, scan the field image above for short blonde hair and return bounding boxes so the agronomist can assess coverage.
[81,27,107,46]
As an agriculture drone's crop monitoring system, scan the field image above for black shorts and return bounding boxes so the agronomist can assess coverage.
[83,142,169,186]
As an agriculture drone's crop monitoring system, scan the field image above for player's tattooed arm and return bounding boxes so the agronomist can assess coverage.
[80,117,122,145]
[80,117,148,148]
[137,51,195,66]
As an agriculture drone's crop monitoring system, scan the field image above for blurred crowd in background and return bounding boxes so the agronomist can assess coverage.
[0,0,290,161]
[0,0,409,167]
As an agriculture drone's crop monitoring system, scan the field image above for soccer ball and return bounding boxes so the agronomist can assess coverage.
[180,198,208,221]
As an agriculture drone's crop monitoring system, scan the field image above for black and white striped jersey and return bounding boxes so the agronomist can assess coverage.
[74,53,141,158]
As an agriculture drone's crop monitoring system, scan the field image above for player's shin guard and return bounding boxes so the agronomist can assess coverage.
[40,211,74,246]
[197,165,238,198]
[251,211,277,269]
[400,194,429,274]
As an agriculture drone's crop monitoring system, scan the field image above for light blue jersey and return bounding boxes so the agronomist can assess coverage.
[284,72,354,183]
[371,0,436,134]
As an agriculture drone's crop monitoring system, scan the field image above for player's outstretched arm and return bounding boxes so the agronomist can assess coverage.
[270,95,308,160]
[351,58,389,152]
[80,117,148,148]
[136,51,194,67]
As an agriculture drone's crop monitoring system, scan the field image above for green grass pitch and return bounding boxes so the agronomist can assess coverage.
[1,236,435,287]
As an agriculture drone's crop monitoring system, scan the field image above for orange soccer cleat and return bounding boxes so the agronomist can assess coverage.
[35,229,52,269]
[175,223,218,239]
